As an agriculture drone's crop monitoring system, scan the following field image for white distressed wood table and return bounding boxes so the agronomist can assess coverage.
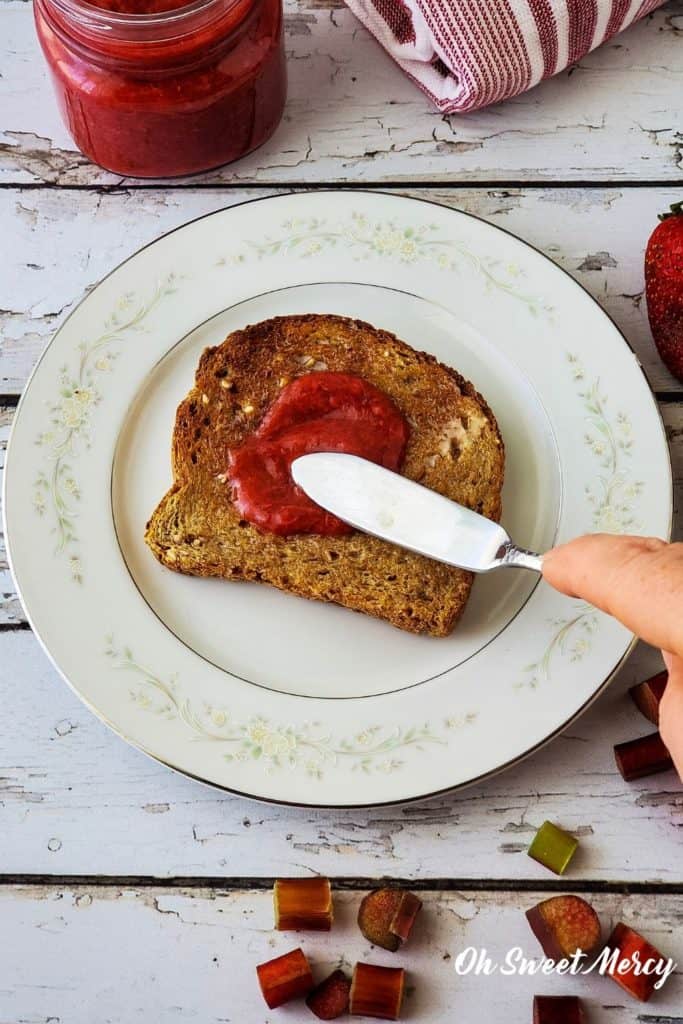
[1,2,682,1020]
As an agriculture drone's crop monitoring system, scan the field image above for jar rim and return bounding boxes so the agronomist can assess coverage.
[44,0,241,30]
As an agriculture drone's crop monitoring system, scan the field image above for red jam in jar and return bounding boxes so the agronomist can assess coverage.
[34,0,286,177]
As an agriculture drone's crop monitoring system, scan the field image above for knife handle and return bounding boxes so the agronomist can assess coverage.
[496,541,543,573]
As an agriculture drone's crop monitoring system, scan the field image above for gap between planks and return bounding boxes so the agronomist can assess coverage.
[0,382,673,408]
[2,180,683,192]
[2,875,683,894]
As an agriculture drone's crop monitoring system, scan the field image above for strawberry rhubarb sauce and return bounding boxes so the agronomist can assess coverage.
[228,372,410,536]
[34,0,286,177]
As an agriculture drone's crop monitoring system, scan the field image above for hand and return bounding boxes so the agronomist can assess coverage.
[542,534,683,779]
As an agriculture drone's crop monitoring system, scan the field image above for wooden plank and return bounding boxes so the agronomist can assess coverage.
[2,185,682,397]
[1,0,682,186]
[0,406,24,626]
[1,626,682,880]
[0,886,680,1022]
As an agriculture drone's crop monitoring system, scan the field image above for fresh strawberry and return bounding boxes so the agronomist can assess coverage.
[645,201,683,383]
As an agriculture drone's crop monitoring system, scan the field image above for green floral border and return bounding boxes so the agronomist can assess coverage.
[33,275,178,582]
[106,639,477,779]
[219,212,555,319]
[568,354,642,533]
[516,355,642,689]
[516,603,599,691]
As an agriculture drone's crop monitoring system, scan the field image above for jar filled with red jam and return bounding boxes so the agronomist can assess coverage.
[34,0,286,177]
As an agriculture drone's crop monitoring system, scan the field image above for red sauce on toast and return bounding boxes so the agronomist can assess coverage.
[228,372,409,535]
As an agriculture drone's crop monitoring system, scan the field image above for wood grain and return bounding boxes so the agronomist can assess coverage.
[1,627,681,880]
[0,886,680,1022]
[2,185,682,398]
[1,0,682,187]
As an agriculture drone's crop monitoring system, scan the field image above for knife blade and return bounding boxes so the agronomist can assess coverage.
[291,452,542,574]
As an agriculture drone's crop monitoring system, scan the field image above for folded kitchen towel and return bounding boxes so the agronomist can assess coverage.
[344,0,666,112]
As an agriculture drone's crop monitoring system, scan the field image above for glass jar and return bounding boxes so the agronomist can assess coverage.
[34,0,287,177]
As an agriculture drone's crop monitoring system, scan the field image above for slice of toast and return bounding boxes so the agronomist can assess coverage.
[145,314,504,636]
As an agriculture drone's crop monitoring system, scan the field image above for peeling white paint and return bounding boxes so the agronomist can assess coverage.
[0,888,680,1022]
[0,0,682,185]
[0,628,682,879]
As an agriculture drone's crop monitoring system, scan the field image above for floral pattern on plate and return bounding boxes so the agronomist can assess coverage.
[33,276,178,581]
[221,213,554,319]
[106,639,477,778]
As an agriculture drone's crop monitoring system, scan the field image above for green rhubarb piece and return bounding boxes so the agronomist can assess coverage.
[528,820,578,875]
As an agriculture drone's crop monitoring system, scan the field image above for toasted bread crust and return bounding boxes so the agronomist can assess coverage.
[145,314,504,636]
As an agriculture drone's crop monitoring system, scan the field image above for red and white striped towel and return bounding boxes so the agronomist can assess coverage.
[344,0,666,113]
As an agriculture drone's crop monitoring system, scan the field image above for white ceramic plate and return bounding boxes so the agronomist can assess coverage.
[4,191,672,806]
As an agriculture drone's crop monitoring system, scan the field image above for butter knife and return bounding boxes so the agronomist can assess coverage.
[291,452,543,574]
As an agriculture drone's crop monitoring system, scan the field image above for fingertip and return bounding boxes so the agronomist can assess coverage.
[540,539,582,596]
[542,534,598,570]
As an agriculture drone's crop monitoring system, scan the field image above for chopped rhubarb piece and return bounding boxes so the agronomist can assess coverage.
[614,732,674,781]
[528,821,578,875]
[274,877,333,931]
[629,671,668,725]
[533,995,584,1024]
[389,892,422,944]
[607,922,670,1002]
[350,963,405,1020]
[526,895,602,959]
[257,947,314,1009]
[358,889,422,951]
[306,969,351,1020]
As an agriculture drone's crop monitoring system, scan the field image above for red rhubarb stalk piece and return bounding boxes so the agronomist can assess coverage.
[358,889,422,951]
[614,732,674,781]
[389,892,422,943]
[257,947,314,1009]
[607,922,671,1002]
[526,895,602,959]
[350,963,405,1020]
[629,671,668,725]
[306,969,351,1020]
[533,995,585,1024]
[274,877,333,931]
